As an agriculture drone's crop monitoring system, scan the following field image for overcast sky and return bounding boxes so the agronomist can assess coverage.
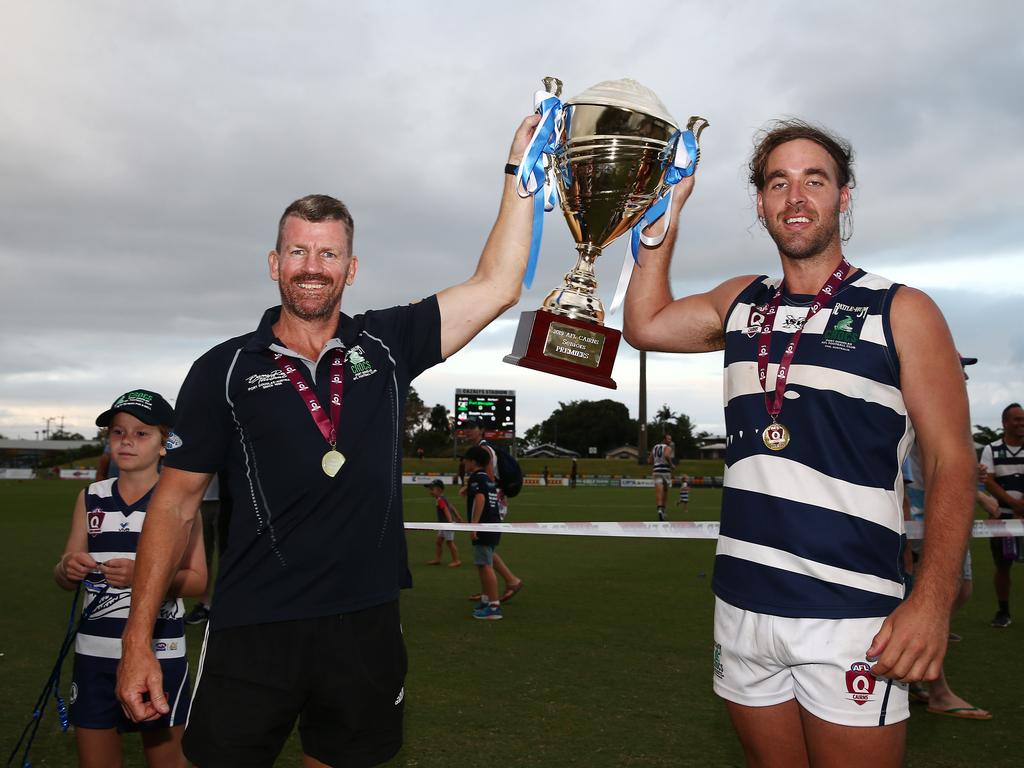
[2,1,1022,441]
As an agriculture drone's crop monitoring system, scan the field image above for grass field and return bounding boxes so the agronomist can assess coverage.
[2,478,1020,767]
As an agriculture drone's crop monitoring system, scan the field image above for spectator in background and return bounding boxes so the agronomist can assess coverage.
[464,446,503,620]
[425,479,461,567]
[650,433,674,521]
[980,402,1024,628]
[676,474,690,513]
[462,419,523,603]
[902,355,991,719]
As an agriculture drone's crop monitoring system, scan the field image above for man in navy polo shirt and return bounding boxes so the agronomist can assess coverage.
[117,114,540,768]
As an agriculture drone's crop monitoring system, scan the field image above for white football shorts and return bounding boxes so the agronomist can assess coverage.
[712,598,909,727]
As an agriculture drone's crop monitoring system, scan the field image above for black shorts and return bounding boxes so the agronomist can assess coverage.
[990,513,1022,564]
[183,600,407,768]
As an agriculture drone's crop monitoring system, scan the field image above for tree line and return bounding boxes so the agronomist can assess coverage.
[403,388,709,459]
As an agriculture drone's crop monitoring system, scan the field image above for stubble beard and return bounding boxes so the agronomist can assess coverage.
[766,208,842,262]
[279,276,344,321]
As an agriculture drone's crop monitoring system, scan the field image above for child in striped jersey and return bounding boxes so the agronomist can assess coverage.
[54,390,206,768]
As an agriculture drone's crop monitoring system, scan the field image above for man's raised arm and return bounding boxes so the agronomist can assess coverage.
[436,115,539,359]
[622,175,754,354]
[117,467,211,722]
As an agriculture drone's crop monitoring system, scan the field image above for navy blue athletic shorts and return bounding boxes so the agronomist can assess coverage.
[70,653,190,731]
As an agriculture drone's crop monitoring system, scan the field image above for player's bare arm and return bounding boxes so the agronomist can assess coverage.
[622,175,755,353]
[116,467,211,722]
[436,114,539,360]
[867,286,975,682]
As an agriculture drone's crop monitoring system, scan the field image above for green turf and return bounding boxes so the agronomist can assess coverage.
[2,479,1019,767]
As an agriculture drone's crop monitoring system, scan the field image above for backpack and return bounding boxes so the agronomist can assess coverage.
[484,441,524,497]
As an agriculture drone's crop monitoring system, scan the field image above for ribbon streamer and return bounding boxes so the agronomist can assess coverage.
[514,89,562,289]
[608,129,700,315]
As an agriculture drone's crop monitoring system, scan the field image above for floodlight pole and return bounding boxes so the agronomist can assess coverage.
[638,351,648,463]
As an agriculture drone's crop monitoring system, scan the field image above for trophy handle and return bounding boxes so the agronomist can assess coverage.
[542,76,563,98]
[686,116,710,170]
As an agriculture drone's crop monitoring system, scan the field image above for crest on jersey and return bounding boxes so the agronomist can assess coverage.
[845,661,877,705]
[822,303,869,352]
[87,509,105,536]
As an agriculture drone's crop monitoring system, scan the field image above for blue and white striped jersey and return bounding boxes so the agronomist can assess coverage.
[713,270,912,619]
[76,478,186,660]
[980,440,1024,512]
[652,442,673,472]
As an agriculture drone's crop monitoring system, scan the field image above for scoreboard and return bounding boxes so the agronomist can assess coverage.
[455,389,515,440]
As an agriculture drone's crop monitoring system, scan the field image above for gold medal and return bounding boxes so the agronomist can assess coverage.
[762,421,790,451]
[322,449,346,477]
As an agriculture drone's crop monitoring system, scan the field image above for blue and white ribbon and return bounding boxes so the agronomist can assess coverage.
[608,129,700,315]
[514,89,563,289]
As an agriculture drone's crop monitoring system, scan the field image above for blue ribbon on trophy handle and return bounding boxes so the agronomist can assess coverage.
[608,117,709,315]
[514,78,563,289]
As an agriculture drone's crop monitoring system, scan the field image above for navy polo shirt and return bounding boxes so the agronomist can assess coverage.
[164,297,442,630]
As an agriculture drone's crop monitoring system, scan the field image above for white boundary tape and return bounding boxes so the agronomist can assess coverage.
[405,519,1024,541]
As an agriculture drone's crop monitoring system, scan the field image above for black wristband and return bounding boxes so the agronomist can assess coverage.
[504,163,519,176]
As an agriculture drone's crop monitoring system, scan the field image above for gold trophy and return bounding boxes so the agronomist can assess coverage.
[504,77,708,388]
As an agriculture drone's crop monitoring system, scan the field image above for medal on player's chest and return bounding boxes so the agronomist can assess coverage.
[762,421,790,452]
[757,259,852,452]
[271,348,348,478]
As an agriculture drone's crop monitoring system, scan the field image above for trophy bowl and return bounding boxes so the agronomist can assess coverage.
[505,77,693,388]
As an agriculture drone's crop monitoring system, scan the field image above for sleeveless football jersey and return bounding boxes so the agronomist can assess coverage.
[652,442,673,472]
[76,478,186,660]
[713,270,912,619]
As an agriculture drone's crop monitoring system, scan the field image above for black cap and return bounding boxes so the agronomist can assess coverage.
[463,445,491,466]
[424,479,445,489]
[462,418,483,429]
[96,389,175,428]
[958,354,978,366]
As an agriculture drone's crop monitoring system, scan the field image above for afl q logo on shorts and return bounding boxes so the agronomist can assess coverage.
[845,661,876,705]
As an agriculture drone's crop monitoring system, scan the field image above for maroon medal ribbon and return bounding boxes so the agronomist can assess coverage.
[272,350,347,475]
[756,258,852,449]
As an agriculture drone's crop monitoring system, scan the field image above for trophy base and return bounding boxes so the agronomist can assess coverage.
[503,309,620,389]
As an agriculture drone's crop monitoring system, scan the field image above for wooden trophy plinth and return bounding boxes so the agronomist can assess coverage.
[503,309,621,389]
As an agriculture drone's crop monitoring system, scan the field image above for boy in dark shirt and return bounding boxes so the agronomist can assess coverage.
[464,446,503,620]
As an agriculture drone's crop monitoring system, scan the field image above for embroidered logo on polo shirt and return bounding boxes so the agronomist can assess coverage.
[347,346,377,380]
[165,432,183,450]
[821,303,868,352]
[246,370,288,392]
